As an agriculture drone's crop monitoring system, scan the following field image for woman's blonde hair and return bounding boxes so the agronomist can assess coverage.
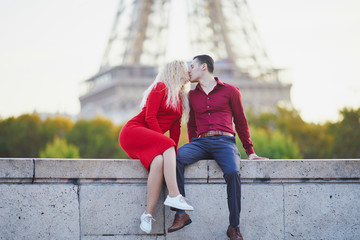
[140,60,190,122]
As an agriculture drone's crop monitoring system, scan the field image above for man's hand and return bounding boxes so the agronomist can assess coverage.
[248,153,269,160]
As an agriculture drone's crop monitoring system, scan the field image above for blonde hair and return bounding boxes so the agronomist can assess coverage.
[140,60,190,122]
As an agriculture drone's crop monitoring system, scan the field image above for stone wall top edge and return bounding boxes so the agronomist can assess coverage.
[32,158,360,162]
[1,158,359,180]
[1,158,359,161]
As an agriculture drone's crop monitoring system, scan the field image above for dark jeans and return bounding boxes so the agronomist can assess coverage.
[175,135,242,227]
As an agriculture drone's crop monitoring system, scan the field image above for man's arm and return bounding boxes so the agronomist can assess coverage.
[230,86,254,155]
[230,87,268,159]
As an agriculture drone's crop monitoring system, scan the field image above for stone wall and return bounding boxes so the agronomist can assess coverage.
[0,158,359,240]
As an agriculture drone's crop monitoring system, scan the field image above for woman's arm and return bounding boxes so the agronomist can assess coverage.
[145,82,166,133]
[169,119,181,151]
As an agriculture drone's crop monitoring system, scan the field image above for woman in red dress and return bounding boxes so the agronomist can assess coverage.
[119,60,193,233]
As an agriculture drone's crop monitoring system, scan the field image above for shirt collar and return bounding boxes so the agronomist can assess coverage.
[215,77,225,86]
[195,77,224,92]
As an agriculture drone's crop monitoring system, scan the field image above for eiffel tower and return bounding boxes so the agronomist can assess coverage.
[79,0,291,124]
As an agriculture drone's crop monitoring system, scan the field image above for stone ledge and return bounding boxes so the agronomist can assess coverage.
[239,159,360,180]
[0,158,33,178]
[0,158,359,183]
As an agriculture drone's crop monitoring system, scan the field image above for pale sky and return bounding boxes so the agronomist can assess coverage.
[0,0,359,123]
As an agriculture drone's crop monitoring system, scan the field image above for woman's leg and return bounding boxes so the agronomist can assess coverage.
[162,146,181,197]
[146,146,191,214]
[145,155,164,215]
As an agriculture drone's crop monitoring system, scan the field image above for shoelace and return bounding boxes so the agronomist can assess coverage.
[143,214,156,224]
[180,196,192,203]
[235,227,241,236]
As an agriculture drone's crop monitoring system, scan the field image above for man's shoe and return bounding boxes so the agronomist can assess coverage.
[168,212,192,233]
[140,211,155,234]
[164,195,194,211]
[227,225,243,240]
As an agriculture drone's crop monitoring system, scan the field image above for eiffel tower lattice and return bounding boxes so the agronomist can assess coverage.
[79,0,292,124]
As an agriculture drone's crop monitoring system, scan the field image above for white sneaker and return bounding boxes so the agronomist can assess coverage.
[164,195,194,211]
[140,211,155,233]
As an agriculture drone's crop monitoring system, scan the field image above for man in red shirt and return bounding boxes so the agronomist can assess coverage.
[168,55,267,240]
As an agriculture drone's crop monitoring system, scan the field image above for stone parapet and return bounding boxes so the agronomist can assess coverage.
[0,158,359,239]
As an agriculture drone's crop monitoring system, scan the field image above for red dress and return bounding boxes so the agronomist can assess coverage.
[119,82,182,170]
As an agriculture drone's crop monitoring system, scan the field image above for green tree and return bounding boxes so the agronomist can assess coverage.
[247,107,333,158]
[38,116,74,146]
[236,127,302,159]
[0,117,13,156]
[328,108,360,158]
[0,114,42,157]
[40,137,80,158]
[66,117,128,158]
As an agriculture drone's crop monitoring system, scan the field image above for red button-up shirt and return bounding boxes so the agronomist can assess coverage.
[187,77,254,155]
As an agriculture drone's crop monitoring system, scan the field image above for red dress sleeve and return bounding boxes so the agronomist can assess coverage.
[169,119,181,151]
[145,82,166,133]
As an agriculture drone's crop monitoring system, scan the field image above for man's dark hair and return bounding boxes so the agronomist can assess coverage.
[193,55,214,73]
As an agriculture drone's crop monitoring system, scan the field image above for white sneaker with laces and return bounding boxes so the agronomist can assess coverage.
[140,211,155,233]
[164,194,194,211]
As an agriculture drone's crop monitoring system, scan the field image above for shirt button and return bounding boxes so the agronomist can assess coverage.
[207,106,210,108]
[207,97,210,100]
[208,113,210,115]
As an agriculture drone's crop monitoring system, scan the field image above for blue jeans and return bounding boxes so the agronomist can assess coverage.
[175,135,242,227]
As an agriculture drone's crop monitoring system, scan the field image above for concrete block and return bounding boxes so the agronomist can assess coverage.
[35,158,147,179]
[241,184,284,240]
[0,184,79,240]
[240,159,360,180]
[165,184,284,240]
[80,184,165,235]
[241,159,312,180]
[165,184,229,240]
[184,160,208,181]
[0,158,33,179]
[284,183,360,240]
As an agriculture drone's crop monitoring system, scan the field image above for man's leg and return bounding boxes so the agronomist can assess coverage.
[211,136,242,228]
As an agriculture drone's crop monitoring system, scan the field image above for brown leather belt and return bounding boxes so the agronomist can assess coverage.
[198,130,234,138]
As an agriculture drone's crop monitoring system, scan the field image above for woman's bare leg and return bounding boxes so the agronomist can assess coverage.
[163,146,180,197]
[145,155,164,215]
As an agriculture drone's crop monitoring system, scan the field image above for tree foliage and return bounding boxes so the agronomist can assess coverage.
[328,108,360,158]
[66,117,128,159]
[40,137,80,158]
[0,114,42,157]
[236,127,302,159]
[247,107,334,158]
[38,116,74,145]
[1,107,359,159]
